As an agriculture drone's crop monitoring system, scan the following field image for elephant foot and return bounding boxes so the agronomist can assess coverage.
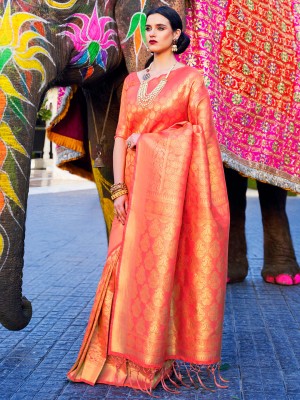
[227,259,249,284]
[262,260,300,285]
[227,275,247,284]
[264,273,300,286]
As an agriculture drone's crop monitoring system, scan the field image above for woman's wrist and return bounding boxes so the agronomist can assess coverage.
[111,190,128,201]
[110,182,128,200]
[111,182,126,191]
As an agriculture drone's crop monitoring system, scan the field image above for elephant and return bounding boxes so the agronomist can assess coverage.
[0,0,185,331]
[0,0,299,332]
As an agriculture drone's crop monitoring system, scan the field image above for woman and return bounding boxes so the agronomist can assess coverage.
[67,6,230,394]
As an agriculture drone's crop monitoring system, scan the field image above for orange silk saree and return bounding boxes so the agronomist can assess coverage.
[67,67,230,393]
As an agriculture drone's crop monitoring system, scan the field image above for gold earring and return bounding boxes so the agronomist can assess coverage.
[172,39,178,52]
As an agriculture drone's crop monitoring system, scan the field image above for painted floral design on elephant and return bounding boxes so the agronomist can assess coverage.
[122,0,148,66]
[0,1,53,89]
[122,0,170,67]
[44,0,78,9]
[0,0,54,265]
[62,2,118,79]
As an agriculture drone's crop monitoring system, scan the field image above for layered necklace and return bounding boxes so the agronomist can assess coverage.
[137,61,177,108]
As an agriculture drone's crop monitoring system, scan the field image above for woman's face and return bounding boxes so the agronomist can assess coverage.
[145,13,180,55]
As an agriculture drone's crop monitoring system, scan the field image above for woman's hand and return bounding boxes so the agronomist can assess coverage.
[114,194,128,225]
[126,133,141,149]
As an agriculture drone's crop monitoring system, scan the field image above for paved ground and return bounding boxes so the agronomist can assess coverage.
[0,178,300,400]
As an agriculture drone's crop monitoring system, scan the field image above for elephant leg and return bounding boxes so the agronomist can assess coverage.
[0,157,33,330]
[225,167,249,283]
[257,182,300,285]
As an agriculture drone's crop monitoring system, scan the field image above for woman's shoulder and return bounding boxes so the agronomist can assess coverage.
[121,72,137,90]
[124,71,138,84]
[176,65,205,83]
[179,66,208,97]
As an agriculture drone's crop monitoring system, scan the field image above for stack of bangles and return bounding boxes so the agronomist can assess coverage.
[110,182,128,200]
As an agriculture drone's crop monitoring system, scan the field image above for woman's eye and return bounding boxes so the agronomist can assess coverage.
[158,27,165,30]
[145,27,151,31]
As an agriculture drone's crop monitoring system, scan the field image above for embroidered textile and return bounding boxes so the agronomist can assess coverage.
[179,0,300,192]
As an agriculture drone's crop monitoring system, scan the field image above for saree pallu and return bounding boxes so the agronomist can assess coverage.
[67,121,230,393]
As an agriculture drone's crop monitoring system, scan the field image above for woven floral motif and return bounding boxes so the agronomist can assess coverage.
[179,0,300,192]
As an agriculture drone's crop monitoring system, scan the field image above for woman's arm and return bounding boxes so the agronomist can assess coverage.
[112,76,130,225]
[113,137,127,184]
[113,138,128,225]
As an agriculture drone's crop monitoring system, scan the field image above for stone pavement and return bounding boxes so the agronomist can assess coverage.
[0,177,300,400]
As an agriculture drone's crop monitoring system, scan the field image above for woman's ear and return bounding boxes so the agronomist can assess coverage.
[115,0,186,72]
[174,29,181,41]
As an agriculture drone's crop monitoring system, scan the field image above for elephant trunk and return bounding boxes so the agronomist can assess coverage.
[0,124,34,331]
[0,298,32,331]
[0,264,32,330]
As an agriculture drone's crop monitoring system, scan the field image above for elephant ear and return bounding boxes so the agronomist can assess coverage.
[115,0,186,73]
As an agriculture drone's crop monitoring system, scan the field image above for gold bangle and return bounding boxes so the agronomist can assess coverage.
[111,191,128,201]
[110,182,127,194]
[111,189,128,200]
[111,187,127,196]
[111,183,125,190]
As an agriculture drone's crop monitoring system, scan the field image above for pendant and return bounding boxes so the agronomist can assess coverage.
[142,71,151,80]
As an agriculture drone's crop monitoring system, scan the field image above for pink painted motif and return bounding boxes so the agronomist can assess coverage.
[62,3,118,78]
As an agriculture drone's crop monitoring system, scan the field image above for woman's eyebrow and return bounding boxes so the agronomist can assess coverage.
[145,23,167,28]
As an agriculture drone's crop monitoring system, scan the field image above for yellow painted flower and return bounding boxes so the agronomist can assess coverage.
[0,0,54,89]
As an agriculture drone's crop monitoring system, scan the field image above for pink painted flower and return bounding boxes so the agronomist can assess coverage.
[62,4,118,73]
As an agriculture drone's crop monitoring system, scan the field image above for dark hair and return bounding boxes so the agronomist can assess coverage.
[145,6,190,67]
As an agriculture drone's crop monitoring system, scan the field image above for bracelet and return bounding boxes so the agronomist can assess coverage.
[111,188,128,200]
[110,182,127,194]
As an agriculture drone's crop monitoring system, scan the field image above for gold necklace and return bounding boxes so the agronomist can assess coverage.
[137,62,177,108]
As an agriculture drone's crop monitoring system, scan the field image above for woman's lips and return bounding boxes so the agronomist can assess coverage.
[149,40,157,44]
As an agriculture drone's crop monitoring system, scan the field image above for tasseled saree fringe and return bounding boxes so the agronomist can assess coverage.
[67,121,230,395]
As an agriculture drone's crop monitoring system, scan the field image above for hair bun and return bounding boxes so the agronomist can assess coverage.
[176,32,190,54]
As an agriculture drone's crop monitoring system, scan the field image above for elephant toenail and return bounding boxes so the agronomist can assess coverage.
[293,274,300,285]
[275,274,293,285]
[265,275,275,284]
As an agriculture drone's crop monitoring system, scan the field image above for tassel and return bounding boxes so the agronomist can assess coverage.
[183,362,199,388]
[110,358,228,396]
[191,365,215,392]
[218,363,230,383]
[208,365,228,389]
[160,374,180,394]
[172,362,190,388]
[166,372,181,389]
[129,362,160,398]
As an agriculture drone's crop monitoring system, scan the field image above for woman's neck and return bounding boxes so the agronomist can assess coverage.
[151,52,177,72]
